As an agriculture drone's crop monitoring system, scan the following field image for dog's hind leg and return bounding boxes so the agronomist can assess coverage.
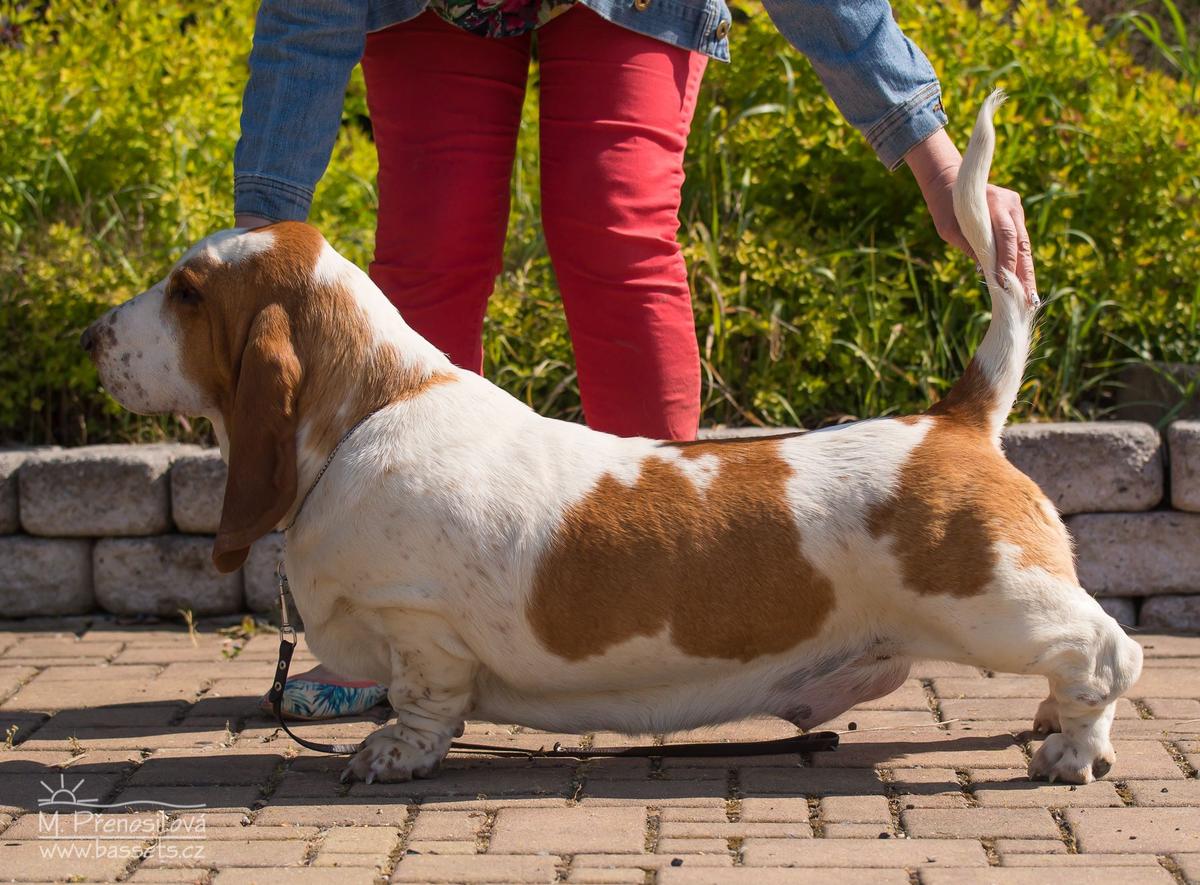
[342,611,477,784]
[1024,598,1142,784]
[906,571,1142,784]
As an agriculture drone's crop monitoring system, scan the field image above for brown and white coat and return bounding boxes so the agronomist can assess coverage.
[84,94,1141,785]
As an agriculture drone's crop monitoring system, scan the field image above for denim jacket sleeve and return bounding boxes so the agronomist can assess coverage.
[233,0,370,221]
[759,0,947,170]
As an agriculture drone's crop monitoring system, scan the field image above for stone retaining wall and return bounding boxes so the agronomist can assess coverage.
[2,421,1199,629]
[0,445,283,619]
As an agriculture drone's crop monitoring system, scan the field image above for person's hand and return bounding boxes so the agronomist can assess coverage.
[234,213,274,230]
[905,129,1037,300]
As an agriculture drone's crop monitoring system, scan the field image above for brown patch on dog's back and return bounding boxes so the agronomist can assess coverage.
[868,418,1076,597]
[527,439,835,662]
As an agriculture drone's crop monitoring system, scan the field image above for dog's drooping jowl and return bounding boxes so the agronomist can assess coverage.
[84,94,1141,785]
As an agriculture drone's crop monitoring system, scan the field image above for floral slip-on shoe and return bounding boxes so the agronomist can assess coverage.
[259,665,389,720]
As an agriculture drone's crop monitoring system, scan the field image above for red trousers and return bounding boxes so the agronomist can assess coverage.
[362,9,707,440]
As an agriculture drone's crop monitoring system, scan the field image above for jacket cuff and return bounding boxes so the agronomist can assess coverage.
[233,173,315,222]
[865,83,949,172]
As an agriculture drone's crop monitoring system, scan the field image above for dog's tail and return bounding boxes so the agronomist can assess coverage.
[928,90,1038,444]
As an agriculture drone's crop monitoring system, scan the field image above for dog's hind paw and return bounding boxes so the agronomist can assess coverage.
[342,725,446,784]
[1027,731,1115,785]
[1032,696,1061,734]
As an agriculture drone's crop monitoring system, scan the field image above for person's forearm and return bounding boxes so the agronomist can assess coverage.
[759,0,947,168]
[904,128,962,198]
[234,0,370,222]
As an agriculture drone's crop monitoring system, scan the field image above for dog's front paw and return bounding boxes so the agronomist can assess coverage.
[1027,732,1115,784]
[342,726,447,784]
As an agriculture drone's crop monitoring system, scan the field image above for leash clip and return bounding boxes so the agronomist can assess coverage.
[276,561,296,643]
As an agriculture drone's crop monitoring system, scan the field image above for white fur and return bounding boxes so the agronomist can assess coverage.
[204,227,276,265]
[85,100,1142,786]
[953,90,1039,445]
[87,281,205,417]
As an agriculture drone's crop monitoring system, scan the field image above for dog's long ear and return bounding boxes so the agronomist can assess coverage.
[213,304,301,573]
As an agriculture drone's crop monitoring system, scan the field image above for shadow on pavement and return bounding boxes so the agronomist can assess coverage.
[0,696,1034,816]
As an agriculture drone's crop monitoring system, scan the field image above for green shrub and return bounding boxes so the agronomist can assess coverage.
[0,1,378,443]
[677,0,1200,425]
[1,0,1196,443]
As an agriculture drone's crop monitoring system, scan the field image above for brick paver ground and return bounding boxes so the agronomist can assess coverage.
[0,618,1197,884]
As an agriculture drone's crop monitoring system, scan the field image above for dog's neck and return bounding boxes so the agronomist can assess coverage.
[296,250,454,516]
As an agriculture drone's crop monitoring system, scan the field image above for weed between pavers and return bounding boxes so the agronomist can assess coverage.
[566,760,587,805]
[1114,780,1137,807]
[877,769,905,835]
[919,679,945,724]
[955,768,981,808]
[381,804,419,880]
[725,768,742,823]
[1164,739,1198,778]
[474,809,498,853]
[980,836,1000,866]
[1049,807,1079,853]
[255,757,289,808]
[301,825,328,865]
[1156,854,1189,885]
[178,609,198,647]
[805,796,824,838]
[726,835,744,866]
[643,808,661,853]
[1132,699,1157,720]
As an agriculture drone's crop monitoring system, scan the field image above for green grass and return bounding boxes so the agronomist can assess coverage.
[1113,0,1200,107]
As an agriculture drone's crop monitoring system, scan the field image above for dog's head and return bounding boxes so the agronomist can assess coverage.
[83,222,448,572]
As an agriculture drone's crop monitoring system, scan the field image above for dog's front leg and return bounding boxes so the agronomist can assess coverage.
[343,613,476,784]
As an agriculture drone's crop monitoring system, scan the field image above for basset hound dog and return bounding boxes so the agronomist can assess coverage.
[84,94,1141,785]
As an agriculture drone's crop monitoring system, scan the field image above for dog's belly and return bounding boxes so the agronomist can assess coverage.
[471,639,911,735]
[767,647,912,729]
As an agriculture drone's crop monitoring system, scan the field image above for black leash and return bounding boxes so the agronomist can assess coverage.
[269,566,838,759]
[268,617,363,755]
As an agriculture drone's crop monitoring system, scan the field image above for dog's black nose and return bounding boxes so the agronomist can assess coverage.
[80,325,96,352]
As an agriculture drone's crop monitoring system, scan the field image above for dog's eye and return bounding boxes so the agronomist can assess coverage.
[173,283,202,305]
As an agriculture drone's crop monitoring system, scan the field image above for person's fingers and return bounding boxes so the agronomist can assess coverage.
[1012,207,1038,301]
[945,223,975,260]
[991,200,1018,282]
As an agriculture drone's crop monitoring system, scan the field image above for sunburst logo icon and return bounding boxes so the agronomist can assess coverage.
[38,774,98,808]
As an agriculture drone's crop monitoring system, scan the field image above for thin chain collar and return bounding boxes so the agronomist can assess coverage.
[283,410,380,534]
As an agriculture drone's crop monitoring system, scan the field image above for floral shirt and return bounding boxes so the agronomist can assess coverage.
[429,0,576,37]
